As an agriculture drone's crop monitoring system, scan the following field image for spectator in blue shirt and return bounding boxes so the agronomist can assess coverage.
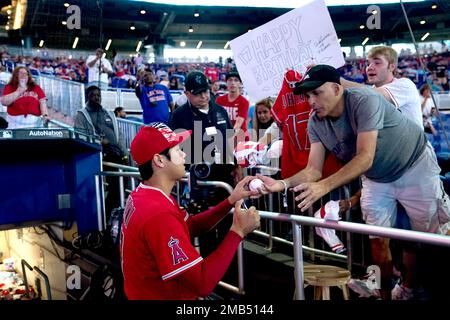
[135,70,174,124]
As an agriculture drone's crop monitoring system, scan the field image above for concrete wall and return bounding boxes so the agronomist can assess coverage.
[0,225,67,300]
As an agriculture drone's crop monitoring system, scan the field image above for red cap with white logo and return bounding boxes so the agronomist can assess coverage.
[131,122,191,166]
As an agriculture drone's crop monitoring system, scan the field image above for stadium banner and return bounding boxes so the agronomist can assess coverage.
[230,0,344,101]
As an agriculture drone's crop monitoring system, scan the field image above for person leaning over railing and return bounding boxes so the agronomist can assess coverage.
[0,66,49,129]
[257,65,450,301]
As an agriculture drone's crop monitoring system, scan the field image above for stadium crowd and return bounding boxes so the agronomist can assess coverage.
[2,43,450,301]
[1,45,449,93]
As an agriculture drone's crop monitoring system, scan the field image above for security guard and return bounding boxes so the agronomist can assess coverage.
[169,71,239,256]
[169,71,236,185]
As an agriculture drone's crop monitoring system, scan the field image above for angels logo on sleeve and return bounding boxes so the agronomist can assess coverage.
[168,237,188,265]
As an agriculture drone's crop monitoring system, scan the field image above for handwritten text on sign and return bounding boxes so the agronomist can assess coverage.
[231,0,344,101]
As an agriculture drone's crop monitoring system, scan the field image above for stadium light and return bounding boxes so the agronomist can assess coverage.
[5,26,9,30]
[359,24,365,29]
[194,10,200,17]
[130,23,136,31]
[72,37,79,49]
[431,3,437,9]
[338,38,342,43]
[180,41,186,47]
[39,40,44,47]
[62,21,67,25]
[421,32,430,41]
[7,10,11,15]
[362,37,369,45]
[224,41,230,49]
[188,26,194,33]
[136,40,142,52]
[372,9,378,14]
[105,39,112,51]
[420,19,426,25]
[140,9,146,14]
[196,41,203,49]
[64,3,70,8]
[13,2,24,29]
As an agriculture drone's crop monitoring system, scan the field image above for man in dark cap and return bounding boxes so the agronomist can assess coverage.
[258,64,450,300]
[169,70,234,168]
[169,70,240,256]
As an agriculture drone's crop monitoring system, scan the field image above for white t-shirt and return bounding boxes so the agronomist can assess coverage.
[421,95,434,118]
[175,93,188,107]
[86,55,113,84]
[381,78,423,128]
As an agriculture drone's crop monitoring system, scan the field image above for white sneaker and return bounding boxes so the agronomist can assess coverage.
[348,279,381,299]
[391,283,431,300]
[391,283,414,300]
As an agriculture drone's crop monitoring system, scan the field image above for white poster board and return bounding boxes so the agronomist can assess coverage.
[230,0,345,101]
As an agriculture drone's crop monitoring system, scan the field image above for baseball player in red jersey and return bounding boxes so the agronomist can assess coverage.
[259,69,341,179]
[120,123,260,300]
[216,70,250,134]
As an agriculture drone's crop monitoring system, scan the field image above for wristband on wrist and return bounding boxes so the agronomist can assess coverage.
[279,180,288,208]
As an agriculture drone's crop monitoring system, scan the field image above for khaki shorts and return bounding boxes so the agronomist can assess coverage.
[361,143,450,238]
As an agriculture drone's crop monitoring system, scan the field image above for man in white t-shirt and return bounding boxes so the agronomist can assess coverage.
[86,48,113,89]
[342,46,423,128]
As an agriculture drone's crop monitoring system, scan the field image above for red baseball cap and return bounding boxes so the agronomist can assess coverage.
[131,123,191,166]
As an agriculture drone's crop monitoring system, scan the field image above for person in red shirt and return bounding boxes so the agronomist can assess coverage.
[121,122,260,300]
[0,66,49,129]
[258,69,341,180]
[216,70,250,137]
[204,62,219,83]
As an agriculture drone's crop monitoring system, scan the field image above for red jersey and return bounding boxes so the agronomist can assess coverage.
[272,70,341,179]
[3,84,46,116]
[204,67,219,82]
[120,184,202,300]
[216,94,249,131]
[120,183,240,300]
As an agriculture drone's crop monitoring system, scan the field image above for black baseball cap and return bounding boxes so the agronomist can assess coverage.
[293,65,341,95]
[185,71,210,94]
[226,70,241,82]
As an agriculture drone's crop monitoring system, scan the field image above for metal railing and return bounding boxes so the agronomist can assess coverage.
[116,118,144,152]
[98,165,245,295]
[95,164,450,300]
[21,259,53,300]
[244,165,360,269]
[254,209,450,300]
[38,74,85,118]
[100,88,183,114]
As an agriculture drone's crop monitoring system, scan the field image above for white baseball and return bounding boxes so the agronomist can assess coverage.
[249,178,264,192]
